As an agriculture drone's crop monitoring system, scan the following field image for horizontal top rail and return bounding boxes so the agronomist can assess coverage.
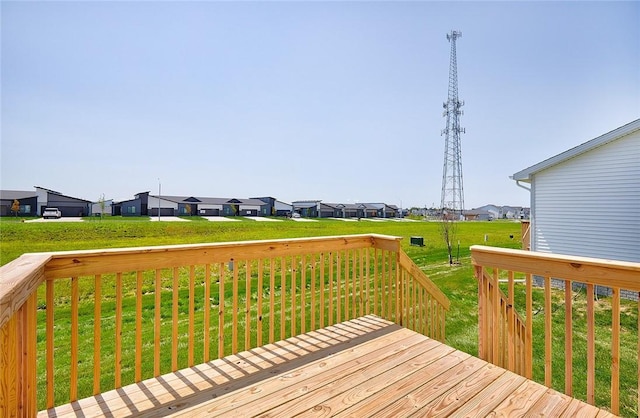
[471,245,640,290]
[0,253,51,328]
[398,251,450,311]
[0,234,402,329]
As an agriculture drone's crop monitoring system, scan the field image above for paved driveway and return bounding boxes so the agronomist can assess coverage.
[149,216,190,222]
[25,217,84,223]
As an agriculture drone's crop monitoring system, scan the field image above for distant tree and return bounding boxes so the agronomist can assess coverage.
[440,210,458,265]
[98,194,106,219]
[185,203,192,215]
[11,199,20,217]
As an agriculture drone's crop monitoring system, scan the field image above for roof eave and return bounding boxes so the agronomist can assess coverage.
[511,118,640,182]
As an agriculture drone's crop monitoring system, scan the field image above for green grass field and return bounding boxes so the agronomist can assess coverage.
[1,216,636,416]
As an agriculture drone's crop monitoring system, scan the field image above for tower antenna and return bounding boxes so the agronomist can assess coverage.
[440,30,465,219]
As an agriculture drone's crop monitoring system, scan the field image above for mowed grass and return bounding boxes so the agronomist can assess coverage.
[1,216,637,416]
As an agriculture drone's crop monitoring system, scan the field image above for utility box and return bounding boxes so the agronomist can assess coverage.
[410,236,424,247]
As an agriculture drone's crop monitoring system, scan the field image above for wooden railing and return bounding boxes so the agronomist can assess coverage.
[0,234,449,416]
[472,245,640,416]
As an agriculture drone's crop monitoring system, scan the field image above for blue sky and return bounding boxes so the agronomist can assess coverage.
[2,1,638,209]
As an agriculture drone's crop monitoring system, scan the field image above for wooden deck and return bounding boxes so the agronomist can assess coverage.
[39,315,614,418]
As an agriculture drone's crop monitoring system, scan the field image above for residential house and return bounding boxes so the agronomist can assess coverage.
[253,197,292,217]
[34,186,91,217]
[463,209,492,221]
[119,192,270,217]
[292,201,321,218]
[512,118,640,263]
[0,190,38,217]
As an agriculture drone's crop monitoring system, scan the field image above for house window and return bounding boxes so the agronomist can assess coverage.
[19,205,31,213]
[127,206,136,214]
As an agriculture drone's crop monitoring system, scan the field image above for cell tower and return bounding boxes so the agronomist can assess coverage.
[440,30,465,218]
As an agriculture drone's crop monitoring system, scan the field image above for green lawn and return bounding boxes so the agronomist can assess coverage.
[1,216,636,416]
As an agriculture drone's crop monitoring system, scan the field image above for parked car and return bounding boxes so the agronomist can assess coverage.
[43,208,62,219]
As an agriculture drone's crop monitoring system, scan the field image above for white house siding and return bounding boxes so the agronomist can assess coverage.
[239,205,261,211]
[197,204,223,210]
[148,196,179,210]
[531,130,640,262]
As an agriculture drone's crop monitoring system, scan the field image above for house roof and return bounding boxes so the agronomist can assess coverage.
[511,118,640,182]
[35,186,92,203]
[292,201,319,209]
[150,195,267,206]
[0,190,38,200]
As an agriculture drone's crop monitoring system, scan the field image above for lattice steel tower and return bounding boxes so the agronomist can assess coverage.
[440,30,465,217]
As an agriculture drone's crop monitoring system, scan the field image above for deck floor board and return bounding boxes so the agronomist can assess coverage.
[38,315,612,418]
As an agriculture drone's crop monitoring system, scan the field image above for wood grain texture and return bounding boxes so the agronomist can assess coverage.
[37,316,608,418]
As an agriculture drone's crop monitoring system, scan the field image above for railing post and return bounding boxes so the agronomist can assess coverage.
[1,293,38,417]
[475,264,485,361]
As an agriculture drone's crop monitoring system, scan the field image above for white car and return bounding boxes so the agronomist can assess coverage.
[43,208,62,219]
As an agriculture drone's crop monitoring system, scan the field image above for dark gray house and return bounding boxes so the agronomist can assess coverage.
[0,190,38,217]
[118,192,270,217]
[1,187,93,217]
[292,200,399,219]
[34,187,92,217]
[118,191,150,216]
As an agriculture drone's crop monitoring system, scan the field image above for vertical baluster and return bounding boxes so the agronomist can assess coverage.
[291,256,297,336]
[328,252,334,326]
[22,293,37,416]
[492,269,500,365]
[46,279,54,408]
[189,265,195,366]
[418,287,424,335]
[564,278,573,396]
[611,287,620,415]
[172,267,179,371]
[155,269,161,376]
[525,272,533,379]
[394,251,400,323]
[412,275,418,331]
[477,268,485,359]
[374,249,379,317]
[364,248,369,316]
[280,257,286,340]
[245,261,252,351]
[387,251,393,321]
[269,258,275,344]
[351,250,357,318]
[544,276,552,387]
[311,254,317,330]
[508,271,515,372]
[586,283,595,404]
[204,264,211,362]
[336,252,342,323]
[301,254,306,334]
[319,253,325,329]
[93,274,102,395]
[218,262,226,358]
[232,259,239,354]
[502,291,508,367]
[257,259,264,347]
[70,277,78,401]
[344,250,355,321]
[355,249,361,318]
[135,271,142,382]
[115,273,123,387]
[359,249,364,317]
